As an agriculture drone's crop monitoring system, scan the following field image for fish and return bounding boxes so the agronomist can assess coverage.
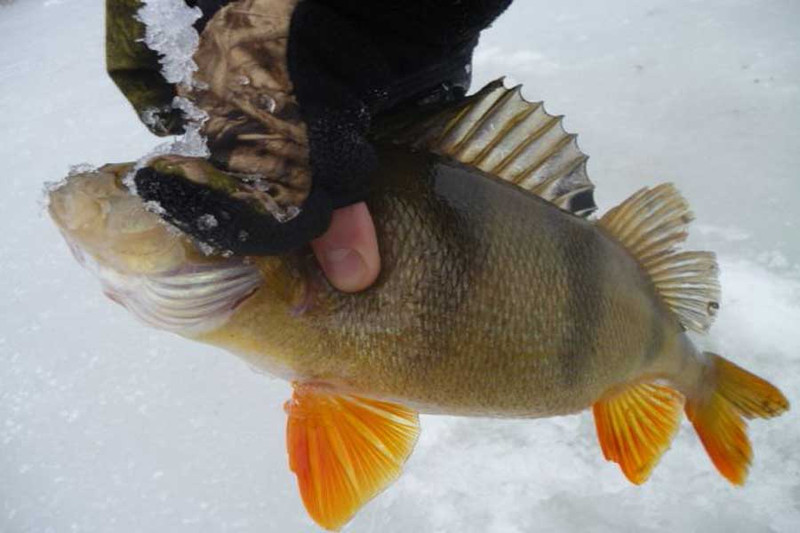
[48,80,789,531]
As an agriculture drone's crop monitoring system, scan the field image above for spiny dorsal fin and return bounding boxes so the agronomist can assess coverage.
[378,79,597,217]
[598,184,721,333]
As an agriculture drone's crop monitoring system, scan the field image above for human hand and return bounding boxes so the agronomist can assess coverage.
[134,157,381,292]
[311,202,380,293]
[112,0,509,289]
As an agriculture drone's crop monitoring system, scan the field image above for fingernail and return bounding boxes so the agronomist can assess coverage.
[320,247,367,291]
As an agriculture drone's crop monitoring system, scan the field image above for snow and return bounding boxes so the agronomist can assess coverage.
[196,214,219,231]
[1,0,798,532]
[137,0,201,87]
[128,0,210,195]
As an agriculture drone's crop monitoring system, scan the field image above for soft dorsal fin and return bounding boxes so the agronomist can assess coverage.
[598,184,721,333]
[377,79,597,217]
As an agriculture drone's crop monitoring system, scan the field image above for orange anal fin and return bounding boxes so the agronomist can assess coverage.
[593,383,684,484]
[285,383,420,531]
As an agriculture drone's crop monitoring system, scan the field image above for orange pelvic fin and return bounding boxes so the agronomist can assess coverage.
[593,382,684,484]
[686,353,789,485]
[285,383,420,531]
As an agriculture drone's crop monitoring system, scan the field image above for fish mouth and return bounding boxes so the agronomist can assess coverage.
[48,165,200,277]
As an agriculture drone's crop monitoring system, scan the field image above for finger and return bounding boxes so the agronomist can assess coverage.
[311,202,380,293]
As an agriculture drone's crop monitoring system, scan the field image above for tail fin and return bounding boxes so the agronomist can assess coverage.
[686,353,789,484]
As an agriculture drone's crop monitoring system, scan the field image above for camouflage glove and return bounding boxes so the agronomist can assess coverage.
[109,0,511,254]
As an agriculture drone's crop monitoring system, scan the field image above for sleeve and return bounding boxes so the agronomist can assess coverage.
[287,0,513,208]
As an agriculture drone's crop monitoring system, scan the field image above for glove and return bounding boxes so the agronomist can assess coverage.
[108,0,512,254]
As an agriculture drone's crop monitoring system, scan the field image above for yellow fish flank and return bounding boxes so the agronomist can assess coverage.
[48,82,789,531]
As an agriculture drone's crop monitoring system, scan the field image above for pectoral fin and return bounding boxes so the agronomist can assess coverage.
[285,384,420,531]
[593,383,684,484]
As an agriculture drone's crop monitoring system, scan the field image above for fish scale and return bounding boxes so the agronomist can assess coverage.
[201,146,662,417]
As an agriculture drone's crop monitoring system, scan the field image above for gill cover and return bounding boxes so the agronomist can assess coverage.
[99,260,263,335]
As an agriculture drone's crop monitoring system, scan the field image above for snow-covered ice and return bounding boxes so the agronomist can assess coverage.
[1,0,799,531]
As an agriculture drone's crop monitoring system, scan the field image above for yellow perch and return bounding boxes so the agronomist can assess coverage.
[48,81,788,530]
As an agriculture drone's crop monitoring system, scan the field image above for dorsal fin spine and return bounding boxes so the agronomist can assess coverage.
[438,85,506,154]
[549,153,589,188]
[520,133,581,191]
[473,105,538,167]
[555,182,594,213]
[508,115,564,183]
[494,104,552,176]
[425,105,472,149]
[487,104,545,175]
[453,85,527,162]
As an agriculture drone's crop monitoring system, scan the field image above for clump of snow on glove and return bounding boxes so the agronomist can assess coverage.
[137,0,201,86]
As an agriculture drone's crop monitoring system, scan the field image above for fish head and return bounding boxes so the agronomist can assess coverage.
[47,163,264,335]
[47,163,193,276]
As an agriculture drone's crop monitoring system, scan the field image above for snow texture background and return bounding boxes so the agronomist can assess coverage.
[1,0,799,531]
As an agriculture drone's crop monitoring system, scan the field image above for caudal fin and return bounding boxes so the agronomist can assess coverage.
[686,353,789,484]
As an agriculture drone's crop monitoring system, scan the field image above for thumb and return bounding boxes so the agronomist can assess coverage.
[311,202,381,292]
